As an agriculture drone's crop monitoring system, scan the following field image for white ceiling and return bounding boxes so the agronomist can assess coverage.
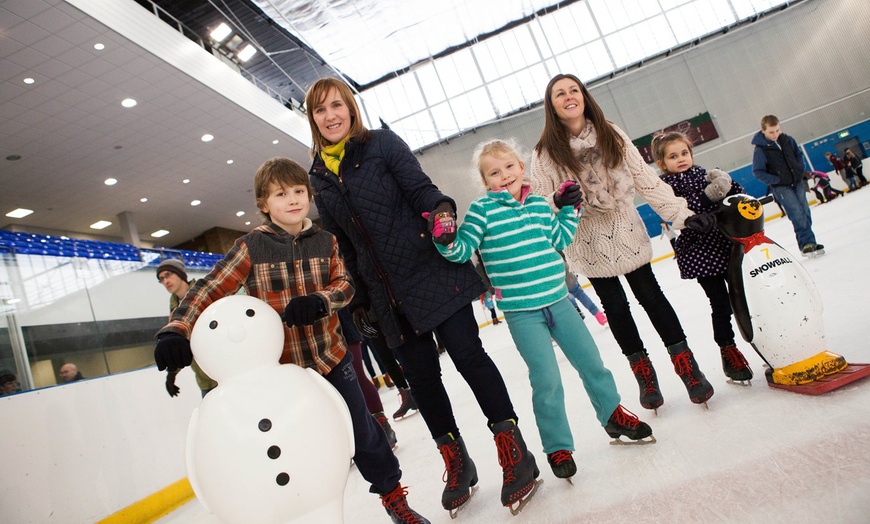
[0,0,311,246]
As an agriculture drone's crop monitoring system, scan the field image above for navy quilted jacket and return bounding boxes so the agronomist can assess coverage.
[309,129,485,348]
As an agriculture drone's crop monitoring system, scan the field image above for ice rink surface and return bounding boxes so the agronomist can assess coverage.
[159,188,870,524]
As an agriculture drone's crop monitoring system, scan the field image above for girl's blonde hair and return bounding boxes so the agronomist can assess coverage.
[650,131,693,174]
[472,138,525,186]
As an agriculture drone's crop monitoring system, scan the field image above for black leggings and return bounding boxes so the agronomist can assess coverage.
[697,274,735,347]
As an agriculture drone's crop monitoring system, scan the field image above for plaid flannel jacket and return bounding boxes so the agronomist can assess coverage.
[159,221,353,375]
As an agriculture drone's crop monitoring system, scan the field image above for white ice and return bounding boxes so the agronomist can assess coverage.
[159,189,870,524]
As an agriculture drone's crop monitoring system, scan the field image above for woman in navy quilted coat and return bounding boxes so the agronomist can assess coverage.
[305,78,539,515]
[652,131,754,385]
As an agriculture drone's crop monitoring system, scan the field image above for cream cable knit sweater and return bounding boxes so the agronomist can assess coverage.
[531,122,693,278]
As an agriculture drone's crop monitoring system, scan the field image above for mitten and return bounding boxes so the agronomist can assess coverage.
[704,169,733,202]
[283,295,326,327]
[154,332,193,371]
[684,213,717,234]
[425,201,456,245]
[352,307,379,338]
[165,370,180,397]
[553,181,583,209]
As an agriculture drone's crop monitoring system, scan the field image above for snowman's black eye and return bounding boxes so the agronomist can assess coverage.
[209,320,218,329]
[246,309,255,317]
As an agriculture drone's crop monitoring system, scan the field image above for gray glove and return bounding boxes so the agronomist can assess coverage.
[704,169,732,202]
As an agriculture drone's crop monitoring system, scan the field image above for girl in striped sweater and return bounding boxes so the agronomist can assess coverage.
[431,138,654,482]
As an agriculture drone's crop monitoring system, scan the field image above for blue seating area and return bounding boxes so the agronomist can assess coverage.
[0,230,223,268]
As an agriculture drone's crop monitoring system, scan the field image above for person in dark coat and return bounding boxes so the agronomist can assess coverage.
[751,115,823,255]
[305,77,538,515]
[653,131,753,384]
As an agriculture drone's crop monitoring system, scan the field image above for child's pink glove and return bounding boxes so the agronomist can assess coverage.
[423,203,456,245]
[554,181,583,209]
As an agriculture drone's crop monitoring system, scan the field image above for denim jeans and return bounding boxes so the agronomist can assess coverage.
[770,184,816,248]
[567,281,601,315]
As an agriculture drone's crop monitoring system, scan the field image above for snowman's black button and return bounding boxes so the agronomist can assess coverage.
[276,472,289,486]
[267,445,281,459]
[246,309,255,317]
[209,320,218,329]
[258,418,272,431]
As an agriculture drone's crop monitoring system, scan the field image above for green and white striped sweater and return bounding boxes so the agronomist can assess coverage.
[436,187,579,312]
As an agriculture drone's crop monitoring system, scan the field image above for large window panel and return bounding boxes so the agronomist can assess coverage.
[667,0,736,43]
[606,16,675,68]
[367,81,401,122]
[429,101,459,137]
[488,76,526,115]
[509,25,542,68]
[392,111,436,151]
[566,40,613,81]
[589,0,663,35]
[659,0,695,9]
[415,62,446,105]
[436,49,483,99]
[731,0,786,19]
[451,88,496,130]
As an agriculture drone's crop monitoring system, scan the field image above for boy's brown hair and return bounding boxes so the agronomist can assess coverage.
[760,115,779,129]
[254,157,313,220]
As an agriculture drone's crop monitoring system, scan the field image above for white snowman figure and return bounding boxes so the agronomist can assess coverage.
[186,295,354,524]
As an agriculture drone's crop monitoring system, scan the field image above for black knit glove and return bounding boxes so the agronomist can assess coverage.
[427,201,456,245]
[684,213,717,234]
[283,295,326,327]
[165,370,180,397]
[154,332,192,372]
[352,307,379,338]
[553,181,583,209]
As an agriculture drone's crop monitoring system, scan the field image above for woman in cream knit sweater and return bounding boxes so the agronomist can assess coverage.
[530,73,715,411]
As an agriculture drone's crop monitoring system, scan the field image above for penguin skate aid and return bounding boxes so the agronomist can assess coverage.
[717,193,870,395]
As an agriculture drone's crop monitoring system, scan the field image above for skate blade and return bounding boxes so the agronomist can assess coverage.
[393,409,419,421]
[448,485,479,519]
[508,479,543,516]
[609,435,656,446]
[726,378,752,387]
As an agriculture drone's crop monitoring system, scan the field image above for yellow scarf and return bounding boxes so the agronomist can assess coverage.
[320,138,347,175]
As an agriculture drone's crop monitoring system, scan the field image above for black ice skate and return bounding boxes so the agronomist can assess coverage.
[393,388,419,420]
[605,404,655,445]
[546,449,577,483]
[374,411,398,449]
[381,484,430,524]
[720,344,753,386]
[435,433,479,518]
[668,341,714,407]
[490,419,542,515]
[627,351,664,413]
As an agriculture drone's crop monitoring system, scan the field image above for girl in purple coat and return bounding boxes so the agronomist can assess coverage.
[651,131,754,385]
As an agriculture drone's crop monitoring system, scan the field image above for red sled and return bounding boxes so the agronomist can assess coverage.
[766,363,870,395]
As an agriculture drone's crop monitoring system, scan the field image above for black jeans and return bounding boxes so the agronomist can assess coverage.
[697,274,735,347]
[325,353,400,495]
[588,263,686,356]
[393,303,516,439]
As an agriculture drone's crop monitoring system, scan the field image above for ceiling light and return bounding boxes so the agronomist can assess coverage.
[226,159,233,164]
[104,178,117,186]
[23,77,35,85]
[4,298,21,305]
[191,200,201,206]
[210,22,232,42]
[121,98,137,108]
[6,208,34,218]
[201,134,214,142]
[90,220,112,230]
[272,139,279,145]
[237,44,257,62]
[183,179,190,184]
[236,211,245,217]
[140,197,148,202]
[245,221,251,226]
[94,43,105,50]
[151,230,169,238]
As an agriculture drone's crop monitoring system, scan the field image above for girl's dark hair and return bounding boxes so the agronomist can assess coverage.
[534,73,624,173]
[650,131,693,173]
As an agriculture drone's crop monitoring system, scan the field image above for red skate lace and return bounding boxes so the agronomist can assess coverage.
[721,345,749,370]
[549,449,573,466]
[439,441,462,489]
[494,431,521,484]
[610,405,640,429]
[630,355,658,394]
[381,485,422,524]
[672,351,700,387]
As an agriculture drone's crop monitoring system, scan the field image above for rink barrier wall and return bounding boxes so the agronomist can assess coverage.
[96,478,194,524]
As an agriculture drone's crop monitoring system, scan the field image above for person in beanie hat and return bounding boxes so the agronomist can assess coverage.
[156,259,217,396]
